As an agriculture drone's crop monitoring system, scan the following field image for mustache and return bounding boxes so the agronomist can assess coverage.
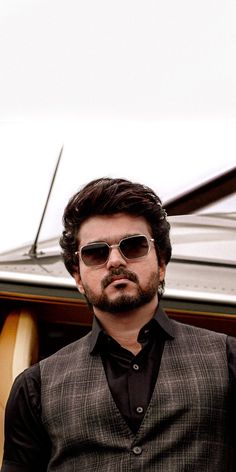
[102,268,138,289]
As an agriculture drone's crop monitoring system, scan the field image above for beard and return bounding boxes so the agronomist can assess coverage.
[82,269,160,314]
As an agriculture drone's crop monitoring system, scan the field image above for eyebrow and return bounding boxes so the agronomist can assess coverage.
[82,233,145,246]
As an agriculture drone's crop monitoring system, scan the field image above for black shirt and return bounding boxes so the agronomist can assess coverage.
[2,307,236,471]
[95,307,174,433]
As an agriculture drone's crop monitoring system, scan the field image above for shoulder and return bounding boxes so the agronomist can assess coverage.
[39,331,93,375]
[170,319,229,354]
[227,336,236,382]
[172,319,227,340]
[8,363,40,400]
[167,321,235,378]
[5,363,41,422]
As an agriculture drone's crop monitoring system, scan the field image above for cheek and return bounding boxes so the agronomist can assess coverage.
[131,259,158,283]
[77,269,103,294]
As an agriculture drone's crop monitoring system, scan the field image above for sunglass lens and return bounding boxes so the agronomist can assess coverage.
[120,236,149,259]
[81,243,109,266]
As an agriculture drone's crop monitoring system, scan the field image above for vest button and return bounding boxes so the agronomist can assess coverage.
[136,406,144,414]
[133,363,139,371]
[132,446,142,455]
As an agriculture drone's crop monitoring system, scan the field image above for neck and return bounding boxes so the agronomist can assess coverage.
[94,297,158,355]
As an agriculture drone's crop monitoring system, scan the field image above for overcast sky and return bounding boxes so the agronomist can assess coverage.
[0,0,236,252]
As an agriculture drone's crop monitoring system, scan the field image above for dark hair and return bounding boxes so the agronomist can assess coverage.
[60,177,172,275]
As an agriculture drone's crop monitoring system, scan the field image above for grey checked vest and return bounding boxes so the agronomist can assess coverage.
[40,321,235,471]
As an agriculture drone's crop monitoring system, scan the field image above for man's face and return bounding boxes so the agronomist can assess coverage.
[74,213,166,314]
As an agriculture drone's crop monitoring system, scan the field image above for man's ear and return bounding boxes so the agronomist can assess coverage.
[159,263,166,282]
[73,272,85,295]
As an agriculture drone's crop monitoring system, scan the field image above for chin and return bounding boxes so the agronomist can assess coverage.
[94,292,156,313]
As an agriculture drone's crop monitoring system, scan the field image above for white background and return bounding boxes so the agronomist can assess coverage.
[0,0,235,252]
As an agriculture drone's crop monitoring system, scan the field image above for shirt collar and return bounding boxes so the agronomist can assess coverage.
[89,304,175,355]
[153,304,175,339]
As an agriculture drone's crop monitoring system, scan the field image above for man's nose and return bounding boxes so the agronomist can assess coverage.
[106,246,127,268]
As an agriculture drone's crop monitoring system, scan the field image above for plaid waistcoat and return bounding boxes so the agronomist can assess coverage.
[40,321,235,471]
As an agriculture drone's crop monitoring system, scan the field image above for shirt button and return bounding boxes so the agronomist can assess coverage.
[136,406,144,414]
[133,363,139,371]
[132,446,142,455]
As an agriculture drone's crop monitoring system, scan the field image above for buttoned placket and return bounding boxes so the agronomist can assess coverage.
[127,356,146,424]
[96,315,169,434]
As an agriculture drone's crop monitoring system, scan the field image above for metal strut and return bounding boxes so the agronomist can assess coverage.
[28,145,64,257]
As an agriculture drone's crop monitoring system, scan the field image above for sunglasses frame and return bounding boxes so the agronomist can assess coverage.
[75,234,155,267]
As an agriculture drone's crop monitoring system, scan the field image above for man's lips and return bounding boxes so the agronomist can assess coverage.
[111,275,128,282]
[109,275,129,286]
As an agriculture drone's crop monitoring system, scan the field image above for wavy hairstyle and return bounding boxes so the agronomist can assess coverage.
[60,178,172,278]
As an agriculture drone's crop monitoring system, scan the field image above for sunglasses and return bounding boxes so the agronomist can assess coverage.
[75,234,155,267]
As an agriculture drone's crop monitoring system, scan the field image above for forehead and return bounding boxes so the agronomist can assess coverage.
[78,213,151,244]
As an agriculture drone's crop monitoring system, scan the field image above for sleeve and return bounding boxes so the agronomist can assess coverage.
[1,364,51,472]
[227,335,236,385]
[227,336,236,446]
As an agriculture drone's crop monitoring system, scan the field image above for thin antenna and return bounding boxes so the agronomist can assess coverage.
[28,145,64,257]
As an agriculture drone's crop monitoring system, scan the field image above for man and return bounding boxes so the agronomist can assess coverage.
[2,177,236,471]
